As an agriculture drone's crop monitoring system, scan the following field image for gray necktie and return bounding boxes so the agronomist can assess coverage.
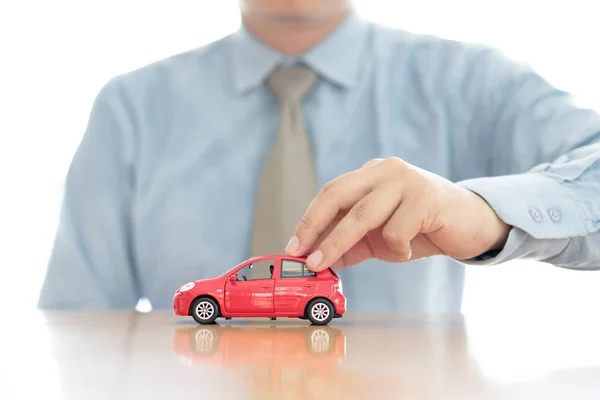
[250,66,318,256]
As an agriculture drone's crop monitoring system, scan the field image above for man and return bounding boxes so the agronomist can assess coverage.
[38,0,600,312]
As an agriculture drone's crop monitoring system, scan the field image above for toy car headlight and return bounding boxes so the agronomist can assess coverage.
[179,282,195,292]
[338,280,343,294]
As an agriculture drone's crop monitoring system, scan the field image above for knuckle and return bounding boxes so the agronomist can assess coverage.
[361,158,383,168]
[383,157,406,171]
[382,229,404,246]
[350,202,370,224]
[382,227,411,257]
[319,180,338,198]
[325,235,343,253]
[298,214,313,231]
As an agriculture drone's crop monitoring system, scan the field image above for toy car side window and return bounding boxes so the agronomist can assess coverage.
[237,258,276,281]
[281,260,316,278]
[304,267,317,277]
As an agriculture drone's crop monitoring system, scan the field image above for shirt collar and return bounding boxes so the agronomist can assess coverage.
[231,11,368,93]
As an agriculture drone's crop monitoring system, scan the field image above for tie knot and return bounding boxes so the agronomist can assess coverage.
[268,66,317,102]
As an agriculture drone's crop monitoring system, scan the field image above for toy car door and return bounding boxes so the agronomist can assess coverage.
[225,258,276,314]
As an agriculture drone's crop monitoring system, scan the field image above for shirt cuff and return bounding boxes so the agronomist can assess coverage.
[456,172,588,264]
[460,226,571,265]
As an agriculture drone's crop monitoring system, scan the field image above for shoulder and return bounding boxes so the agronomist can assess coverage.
[367,21,531,93]
[96,33,233,104]
[370,21,501,71]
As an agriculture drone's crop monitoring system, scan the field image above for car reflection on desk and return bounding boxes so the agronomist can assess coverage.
[173,324,346,391]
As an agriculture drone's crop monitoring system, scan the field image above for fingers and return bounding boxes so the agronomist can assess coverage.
[304,187,402,271]
[329,234,378,271]
[286,160,388,257]
[361,158,383,168]
[285,172,372,256]
[302,209,346,256]
[381,198,425,260]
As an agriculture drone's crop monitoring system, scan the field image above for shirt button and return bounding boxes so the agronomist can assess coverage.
[548,208,561,222]
[529,208,543,222]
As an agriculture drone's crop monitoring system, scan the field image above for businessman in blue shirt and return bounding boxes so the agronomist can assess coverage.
[38,0,600,312]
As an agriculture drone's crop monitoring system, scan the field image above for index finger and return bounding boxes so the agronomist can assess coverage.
[285,160,384,257]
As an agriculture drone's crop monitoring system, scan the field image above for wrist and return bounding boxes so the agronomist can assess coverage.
[489,217,511,251]
[479,195,511,252]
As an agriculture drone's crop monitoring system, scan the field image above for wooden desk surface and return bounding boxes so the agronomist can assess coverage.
[3,311,600,399]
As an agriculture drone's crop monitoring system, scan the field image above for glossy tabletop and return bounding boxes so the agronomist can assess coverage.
[3,310,600,399]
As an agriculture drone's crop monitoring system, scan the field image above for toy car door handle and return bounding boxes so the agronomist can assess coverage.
[304,284,313,287]
[260,285,271,289]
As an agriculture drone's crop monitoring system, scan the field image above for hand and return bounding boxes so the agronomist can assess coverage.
[285,157,511,271]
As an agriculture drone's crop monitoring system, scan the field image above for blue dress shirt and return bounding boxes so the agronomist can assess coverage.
[38,12,600,312]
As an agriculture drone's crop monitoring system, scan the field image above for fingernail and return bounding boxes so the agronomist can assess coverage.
[406,248,412,260]
[307,250,323,269]
[286,236,299,254]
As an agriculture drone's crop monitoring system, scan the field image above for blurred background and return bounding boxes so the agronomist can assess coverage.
[1,0,599,333]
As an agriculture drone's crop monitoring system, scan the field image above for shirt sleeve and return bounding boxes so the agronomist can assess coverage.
[37,77,141,309]
[454,48,600,269]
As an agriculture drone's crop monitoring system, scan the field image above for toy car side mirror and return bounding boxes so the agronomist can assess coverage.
[229,274,237,282]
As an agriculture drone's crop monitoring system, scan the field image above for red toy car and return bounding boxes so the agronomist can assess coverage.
[173,255,346,325]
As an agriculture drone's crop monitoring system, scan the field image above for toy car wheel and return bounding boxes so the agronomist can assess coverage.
[191,297,219,324]
[306,299,334,325]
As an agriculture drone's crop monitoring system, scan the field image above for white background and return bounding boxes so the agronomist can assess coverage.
[1,0,599,331]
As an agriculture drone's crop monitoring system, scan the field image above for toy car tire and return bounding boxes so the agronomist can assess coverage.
[191,297,219,324]
[306,298,334,325]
